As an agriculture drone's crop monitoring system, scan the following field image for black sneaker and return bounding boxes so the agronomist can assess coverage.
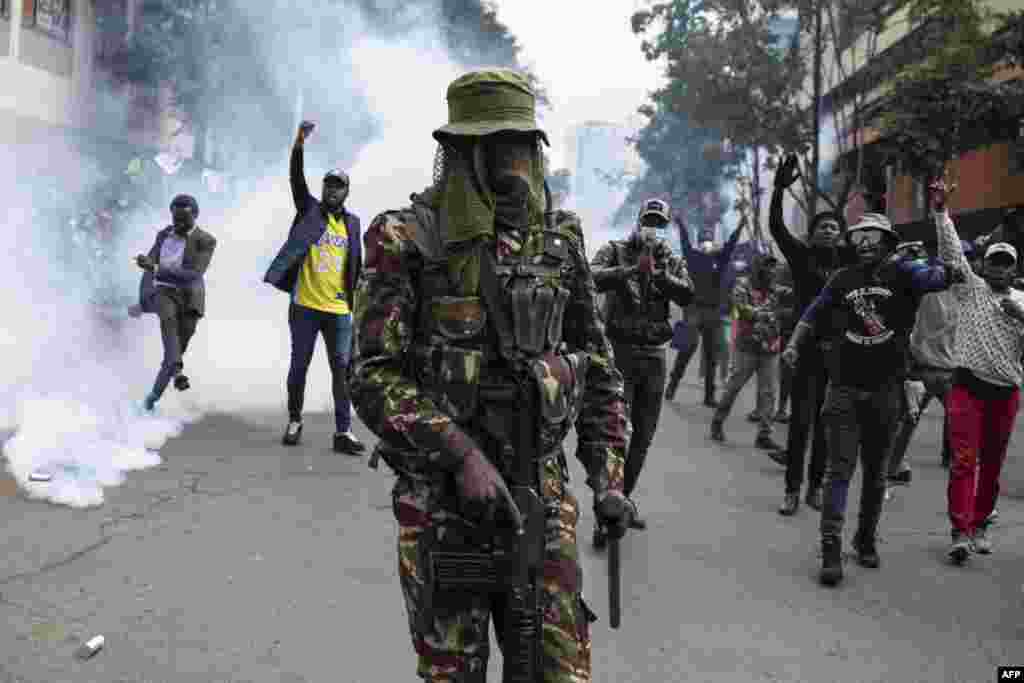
[888,468,912,485]
[819,536,843,586]
[746,411,761,423]
[282,421,303,446]
[755,434,783,452]
[710,421,725,442]
[805,486,823,511]
[664,381,679,401]
[333,431,366,455]
[778,492,799,516]
[852,533,880,568]
[173,374,190,391]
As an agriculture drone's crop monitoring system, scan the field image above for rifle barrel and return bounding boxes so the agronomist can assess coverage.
[609,536,621,629]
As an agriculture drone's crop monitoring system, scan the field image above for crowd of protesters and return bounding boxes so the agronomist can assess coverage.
[663,156,1023,585]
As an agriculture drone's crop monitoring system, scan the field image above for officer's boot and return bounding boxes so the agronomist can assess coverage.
[819,535,843,586]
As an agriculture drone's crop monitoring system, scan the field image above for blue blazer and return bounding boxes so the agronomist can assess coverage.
[263,144,362,312]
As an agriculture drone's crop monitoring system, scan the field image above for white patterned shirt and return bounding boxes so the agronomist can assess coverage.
[935,210,1024,387]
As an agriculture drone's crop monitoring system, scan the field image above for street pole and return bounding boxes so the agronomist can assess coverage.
[812,1,823,212]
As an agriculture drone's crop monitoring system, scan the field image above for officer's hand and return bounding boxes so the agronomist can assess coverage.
[638,253,655,275]
[595,491,632,539]
[781,345,799,368]
[127,304,143,318]
[456,450,519,526]
[774,154,801,189]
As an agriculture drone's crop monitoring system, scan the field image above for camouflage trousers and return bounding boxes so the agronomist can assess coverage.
[393,453,594,682]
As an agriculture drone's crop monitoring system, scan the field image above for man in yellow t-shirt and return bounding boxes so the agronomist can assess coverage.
[264,120,365,455]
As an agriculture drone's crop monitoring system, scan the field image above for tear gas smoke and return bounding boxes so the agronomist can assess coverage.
[1,7,464,508]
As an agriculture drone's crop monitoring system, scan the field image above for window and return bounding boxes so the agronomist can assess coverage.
[23,0,71,42]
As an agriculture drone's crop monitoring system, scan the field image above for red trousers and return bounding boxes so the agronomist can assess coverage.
[946,384,1020,534]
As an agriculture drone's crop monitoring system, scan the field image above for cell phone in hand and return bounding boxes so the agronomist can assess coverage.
[300,121,315,134]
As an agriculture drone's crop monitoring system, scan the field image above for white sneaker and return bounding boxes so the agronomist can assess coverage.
[971,525,993,554]
[949,531,971,565]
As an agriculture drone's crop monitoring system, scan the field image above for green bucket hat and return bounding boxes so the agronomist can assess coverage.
[433,69,549,145]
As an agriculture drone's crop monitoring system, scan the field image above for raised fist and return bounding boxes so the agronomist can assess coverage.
[774,154,801,190]
[297,120,316,145]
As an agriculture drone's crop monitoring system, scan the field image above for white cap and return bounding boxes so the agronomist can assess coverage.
[985,242,1018,262]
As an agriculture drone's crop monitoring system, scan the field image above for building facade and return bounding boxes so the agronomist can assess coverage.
[815,0,1023,240]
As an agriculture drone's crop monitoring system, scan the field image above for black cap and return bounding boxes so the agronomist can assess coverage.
[170,194,199,217]
[323,169,349,186]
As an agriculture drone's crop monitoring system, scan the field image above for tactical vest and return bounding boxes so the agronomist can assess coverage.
[392,198,591,473]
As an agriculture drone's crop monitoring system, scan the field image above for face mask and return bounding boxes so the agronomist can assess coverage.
[638,226,659,242]
[171,206,195,233]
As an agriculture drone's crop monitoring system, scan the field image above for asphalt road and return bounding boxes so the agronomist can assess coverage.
[2,354,1023,682]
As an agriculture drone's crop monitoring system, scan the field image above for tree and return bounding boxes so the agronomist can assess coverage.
[611,102,743,233]
[632,0,810,242]
[877,0,1024,183]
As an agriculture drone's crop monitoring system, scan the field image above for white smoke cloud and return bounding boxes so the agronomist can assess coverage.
[0,4,464,507]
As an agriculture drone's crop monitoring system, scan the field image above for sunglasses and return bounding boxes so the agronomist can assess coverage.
[848,230,886,248]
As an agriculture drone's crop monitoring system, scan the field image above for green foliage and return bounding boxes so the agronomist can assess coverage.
[632,0,810,155]
[877,0,1024,179]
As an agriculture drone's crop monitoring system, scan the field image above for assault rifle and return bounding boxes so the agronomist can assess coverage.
[424,378,545,683]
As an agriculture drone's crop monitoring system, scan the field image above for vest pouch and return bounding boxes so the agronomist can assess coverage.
[434,346,483,423]
[527,350,590,425]
[546,286,571,349]
[430,296,487,341]
[509,276,552,355]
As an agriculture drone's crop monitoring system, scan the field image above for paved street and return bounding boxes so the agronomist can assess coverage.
[2,354,1023,682]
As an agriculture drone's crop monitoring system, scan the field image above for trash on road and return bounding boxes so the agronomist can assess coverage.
[74,634,104,660]
[28,469,53,482]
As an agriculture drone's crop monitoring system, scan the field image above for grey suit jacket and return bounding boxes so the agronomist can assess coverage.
[138,226,217,317]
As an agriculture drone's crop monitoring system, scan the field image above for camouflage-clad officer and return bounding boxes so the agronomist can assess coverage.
[351,69,633,681]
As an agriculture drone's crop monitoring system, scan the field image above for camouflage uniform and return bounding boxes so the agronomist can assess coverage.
[351,71,630,682]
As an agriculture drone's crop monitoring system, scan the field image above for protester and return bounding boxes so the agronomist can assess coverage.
[932,182,1024,565]
[131,194,217,412]
[665,218,745,406]
[709,253,787,458]
[591,197,693,539]
[770,155,848,517]
[886,240,972,491]
[783,211,958,586]
[264,120,365,455]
